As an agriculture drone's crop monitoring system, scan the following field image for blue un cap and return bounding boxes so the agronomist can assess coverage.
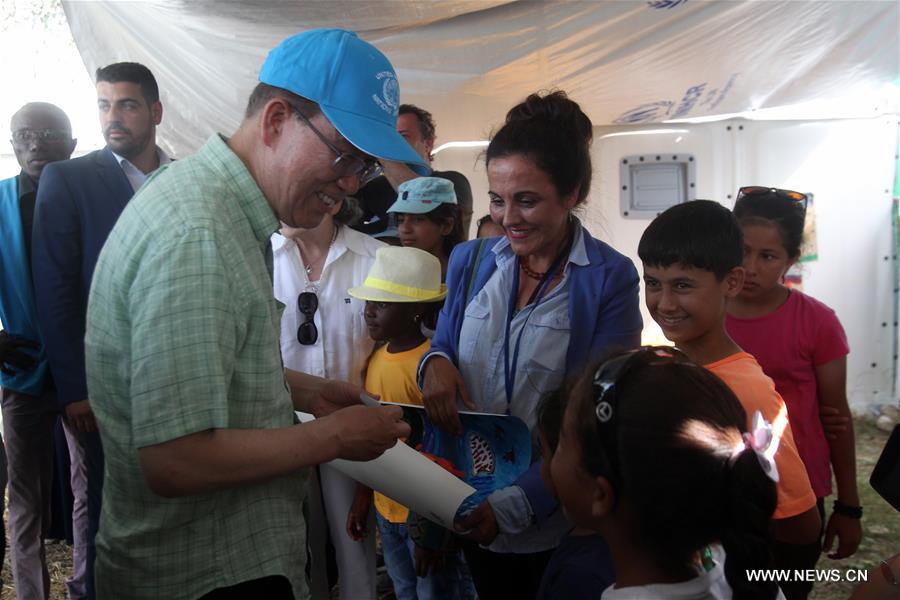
[259,29,429,176]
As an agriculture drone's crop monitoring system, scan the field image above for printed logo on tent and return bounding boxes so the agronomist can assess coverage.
[615,101,675,124]
[614,75,738,124]
[647,0,688,8]
[373,71,400,116]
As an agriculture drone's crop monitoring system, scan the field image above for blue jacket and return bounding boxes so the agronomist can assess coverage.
[0,176,49,395]
[423,226,642,527]
[32,148,134,407]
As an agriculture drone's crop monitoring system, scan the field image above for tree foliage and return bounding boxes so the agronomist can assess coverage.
[0,0,68,34]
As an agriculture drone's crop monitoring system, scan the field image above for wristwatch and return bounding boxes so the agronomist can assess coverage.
[832,499,863,519]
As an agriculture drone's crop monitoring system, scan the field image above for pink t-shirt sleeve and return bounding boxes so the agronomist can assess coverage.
[726,291,849,498]
[806,299,849,366]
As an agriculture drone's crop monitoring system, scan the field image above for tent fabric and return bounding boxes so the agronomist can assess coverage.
[62,0,899,158]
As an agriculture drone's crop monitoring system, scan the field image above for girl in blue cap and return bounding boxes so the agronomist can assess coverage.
[388,176,464,281]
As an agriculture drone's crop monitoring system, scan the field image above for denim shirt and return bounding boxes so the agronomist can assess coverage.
[458,228,586,431]
[457,232,585,553]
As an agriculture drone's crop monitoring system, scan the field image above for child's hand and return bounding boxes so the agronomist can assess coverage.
[414,544,445,577]
[823,511,862,559]
[819,405,850,440]
[346,485,372,542]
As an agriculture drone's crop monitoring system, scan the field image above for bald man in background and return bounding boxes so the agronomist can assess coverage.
[0,102,76,599]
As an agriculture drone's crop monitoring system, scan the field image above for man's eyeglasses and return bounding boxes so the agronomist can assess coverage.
[297,292,319,346]
[737,186,808,213]
[11,129,70,145]
[285,102,383,186]
[592,346,689,489]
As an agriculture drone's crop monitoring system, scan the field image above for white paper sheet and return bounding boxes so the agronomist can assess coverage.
[296,411,476,529]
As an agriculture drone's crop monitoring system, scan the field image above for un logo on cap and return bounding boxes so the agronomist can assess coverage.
[373,71,399,116]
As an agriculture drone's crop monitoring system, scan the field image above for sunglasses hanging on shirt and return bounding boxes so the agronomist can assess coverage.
[297,291,319,345]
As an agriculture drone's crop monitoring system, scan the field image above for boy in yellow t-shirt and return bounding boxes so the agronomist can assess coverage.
[364,340,430,526]
[345,246,471,600]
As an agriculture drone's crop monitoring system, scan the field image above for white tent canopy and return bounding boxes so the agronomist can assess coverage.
[59,1,900,412]
[62,0,899,157]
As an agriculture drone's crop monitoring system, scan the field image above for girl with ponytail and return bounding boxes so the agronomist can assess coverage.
[550,347,784,599]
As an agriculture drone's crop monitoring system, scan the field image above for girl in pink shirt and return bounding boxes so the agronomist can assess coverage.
[726,187,861,581]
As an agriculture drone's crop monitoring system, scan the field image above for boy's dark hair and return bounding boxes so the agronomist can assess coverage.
[638,200,743,280]
[571,349,778,600]
[96,62,160,105]
[733,191,806,259]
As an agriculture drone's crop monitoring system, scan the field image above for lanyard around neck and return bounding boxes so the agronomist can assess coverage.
[503,244,570,409]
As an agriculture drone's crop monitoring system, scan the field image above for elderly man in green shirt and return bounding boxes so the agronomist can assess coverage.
[84,29,428,599]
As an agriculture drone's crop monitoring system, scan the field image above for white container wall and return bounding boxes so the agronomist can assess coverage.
[433,116,899,413]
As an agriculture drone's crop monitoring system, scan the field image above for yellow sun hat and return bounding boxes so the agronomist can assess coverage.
[348,246,447,303]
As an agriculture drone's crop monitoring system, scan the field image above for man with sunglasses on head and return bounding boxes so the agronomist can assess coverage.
[1,102,76,600]
[83,29,421,599]
[32,62,170,600]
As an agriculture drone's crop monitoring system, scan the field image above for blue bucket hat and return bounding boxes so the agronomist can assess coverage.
[259,29,429,176]
[387,177,457,214]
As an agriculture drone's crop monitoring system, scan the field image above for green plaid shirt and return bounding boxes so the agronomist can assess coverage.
[86,134,308,599]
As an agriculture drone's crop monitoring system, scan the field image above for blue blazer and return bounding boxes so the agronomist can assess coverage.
[422,227,643,522]
[32,148,134,407]
[426,229,643,379]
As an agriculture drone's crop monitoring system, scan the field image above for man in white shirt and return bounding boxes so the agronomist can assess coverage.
[273,197,384,598]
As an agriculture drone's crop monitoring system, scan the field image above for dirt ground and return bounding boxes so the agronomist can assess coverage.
[1,537,69,598]
[1,416,896,599]
[809,417,899,599]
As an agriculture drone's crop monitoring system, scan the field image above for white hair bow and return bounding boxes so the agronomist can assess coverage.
[729,410,780,483]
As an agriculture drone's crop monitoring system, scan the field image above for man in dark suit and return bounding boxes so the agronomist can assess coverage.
[32,62,169,600]
[1,101,76,600]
